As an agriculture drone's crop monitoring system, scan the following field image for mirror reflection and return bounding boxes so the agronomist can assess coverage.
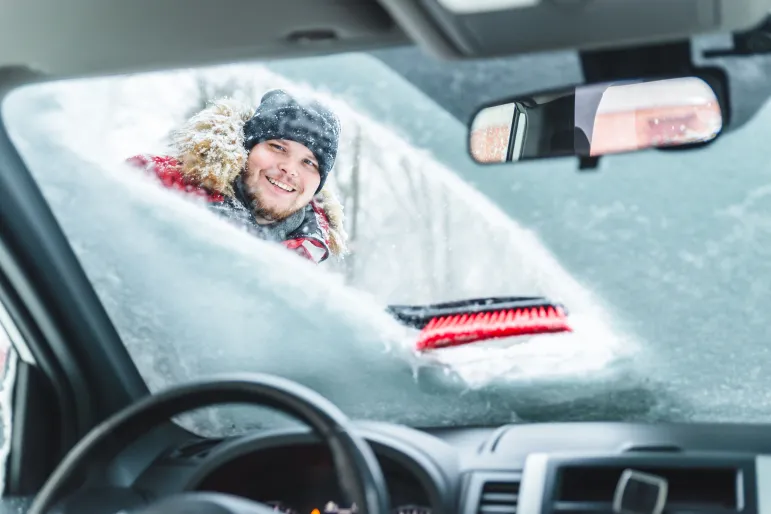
[469,76,723,164]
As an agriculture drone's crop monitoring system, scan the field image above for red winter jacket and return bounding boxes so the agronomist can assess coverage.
[127,154,345,264]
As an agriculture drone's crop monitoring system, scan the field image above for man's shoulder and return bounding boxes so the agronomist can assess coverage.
[126,154,180,173]
[125,154,224,202]
[126,154,172,166]
[310,201,331,235]
[282,203,333,264]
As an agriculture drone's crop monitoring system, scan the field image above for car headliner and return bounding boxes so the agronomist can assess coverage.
[0,0,406,81]
[4,0,771,135]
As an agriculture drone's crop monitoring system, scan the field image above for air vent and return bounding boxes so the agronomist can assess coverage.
[478,481,520,514]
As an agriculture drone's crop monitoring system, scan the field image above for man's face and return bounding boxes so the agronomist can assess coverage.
[243,139,321,223]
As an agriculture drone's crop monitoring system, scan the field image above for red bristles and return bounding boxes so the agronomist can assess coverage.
[415,305,572,352]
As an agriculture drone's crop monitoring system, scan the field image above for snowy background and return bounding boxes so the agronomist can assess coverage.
[3,47,771,434]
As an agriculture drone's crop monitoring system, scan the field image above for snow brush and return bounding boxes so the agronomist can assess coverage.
[386,296,572,352]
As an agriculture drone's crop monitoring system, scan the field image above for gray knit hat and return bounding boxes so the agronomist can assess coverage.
[243,89,341,193]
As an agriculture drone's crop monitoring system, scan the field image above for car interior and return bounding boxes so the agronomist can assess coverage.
[4,1,771,514]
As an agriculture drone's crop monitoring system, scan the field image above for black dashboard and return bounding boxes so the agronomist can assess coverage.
[96,420,771,514]
[192,443,431,514]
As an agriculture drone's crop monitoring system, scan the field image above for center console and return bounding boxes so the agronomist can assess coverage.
[463,452,767,514]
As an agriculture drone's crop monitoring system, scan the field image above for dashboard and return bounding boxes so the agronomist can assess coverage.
[192,444,431,514]
[75,420,771,514]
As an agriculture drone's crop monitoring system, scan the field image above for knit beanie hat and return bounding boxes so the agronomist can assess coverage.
[243,89,341,193]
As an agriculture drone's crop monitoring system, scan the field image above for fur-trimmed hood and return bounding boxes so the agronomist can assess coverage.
[168,98,348,257]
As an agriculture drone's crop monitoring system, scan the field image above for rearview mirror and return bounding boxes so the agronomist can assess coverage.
[469,77,723,165]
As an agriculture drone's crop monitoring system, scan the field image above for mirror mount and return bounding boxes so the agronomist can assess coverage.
[579,41,695,83]
[578,40,731,125]
[578,156,600,172]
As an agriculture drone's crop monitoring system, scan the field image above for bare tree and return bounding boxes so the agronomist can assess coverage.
[183,74,260,120]
[161,74,260,146]
[344,125,363,284]
[441,186,453,299]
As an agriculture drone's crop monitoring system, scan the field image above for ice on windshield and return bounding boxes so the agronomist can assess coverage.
[2,56,655,434]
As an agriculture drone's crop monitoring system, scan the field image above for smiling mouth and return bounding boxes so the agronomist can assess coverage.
[266,176,296,193]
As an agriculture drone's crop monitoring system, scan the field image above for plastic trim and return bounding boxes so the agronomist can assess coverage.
[376,0,464,58]
[385,0,771,57]
[757,456,771,514]
[181,426,452,514]
[0,1,409,80]
[27,375,390,514]
[0,293,34,365]
[516,451,758,514]
[517,454,548,514]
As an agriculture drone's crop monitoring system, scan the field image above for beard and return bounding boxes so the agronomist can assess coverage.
[252,199,296,222]
[246,183,303,223]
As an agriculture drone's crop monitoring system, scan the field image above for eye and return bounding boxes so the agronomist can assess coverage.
[304,159,318,169]
[269,143,286,152]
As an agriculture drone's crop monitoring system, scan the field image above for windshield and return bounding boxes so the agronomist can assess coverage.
[3,48,771,436]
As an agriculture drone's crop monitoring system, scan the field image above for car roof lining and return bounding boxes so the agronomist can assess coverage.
[0,0,407,81]
[380,0,771,58]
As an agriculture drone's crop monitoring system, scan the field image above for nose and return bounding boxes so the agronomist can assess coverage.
[277,159,298,178]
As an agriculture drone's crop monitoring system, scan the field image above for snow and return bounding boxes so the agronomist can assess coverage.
[1,59,648,436]
[0,303,18,492]
[0,347,15,497]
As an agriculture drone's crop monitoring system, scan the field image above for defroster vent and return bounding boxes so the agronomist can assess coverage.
[477,480,520,514]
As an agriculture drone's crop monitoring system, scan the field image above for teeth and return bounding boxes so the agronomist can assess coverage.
[267,177,295,192]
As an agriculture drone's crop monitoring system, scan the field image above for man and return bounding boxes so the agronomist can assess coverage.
[127,89,347,264]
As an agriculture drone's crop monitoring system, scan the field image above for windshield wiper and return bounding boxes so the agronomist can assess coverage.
[386,296,572,352]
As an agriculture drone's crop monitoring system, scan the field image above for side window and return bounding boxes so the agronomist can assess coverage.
[0,325,10,385]
[0,301,20,499]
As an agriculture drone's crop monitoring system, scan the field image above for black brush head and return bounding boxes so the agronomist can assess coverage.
[387,296,568,330]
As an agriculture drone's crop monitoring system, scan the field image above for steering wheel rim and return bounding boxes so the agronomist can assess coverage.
[28,373,390,514]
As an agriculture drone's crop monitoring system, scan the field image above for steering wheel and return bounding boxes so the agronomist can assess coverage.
[27,374,391,514]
